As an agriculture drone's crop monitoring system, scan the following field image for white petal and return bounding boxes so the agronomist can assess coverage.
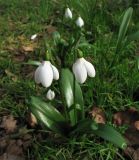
[76,17,84,28]
[51,64,59,80]
[65,8,72,19]
[46,89,55,100]
[39,61,53,88]
[72,58,87,84]
[31,34,37,40]
[82,58,96,77]
[34,65,41,84]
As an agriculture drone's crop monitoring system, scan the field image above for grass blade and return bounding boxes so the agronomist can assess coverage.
[116,7,133,53]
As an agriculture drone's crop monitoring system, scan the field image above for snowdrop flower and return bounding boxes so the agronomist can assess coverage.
[76,17,84,28]
[46,89,55,100]
[31,34,37,40]
[35,61,59,88]
[72,58,95,84]
[65,8,72,19]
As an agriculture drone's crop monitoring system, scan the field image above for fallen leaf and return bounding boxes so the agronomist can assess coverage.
[0,138,7,149]
[113,108,139,160]
[21,45,34,52]
[134,121,139,130]
[124,147,139,160]
[0,140,25,160]
[0,154,25,160]
[113,108,139,126]
[0,115,17,133]
[27,112,37,127]
[90,107,106,124]
[113,112,123,126]
[46,25,57,35]
[13,54,25,62]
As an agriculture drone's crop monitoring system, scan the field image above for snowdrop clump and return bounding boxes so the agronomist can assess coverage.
[72,57,95,83]
[46,89,55,100]
[35,61,59,88]
[65,8,72,19]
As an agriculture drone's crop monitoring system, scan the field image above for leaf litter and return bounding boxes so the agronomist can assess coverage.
[90,107,139,160]
[0,114,34,160]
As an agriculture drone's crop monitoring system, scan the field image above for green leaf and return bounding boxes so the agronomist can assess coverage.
[25,60,41,66]
[116,7,133,52]
[60,69,84,125]
[71,119,95,133]
[30,96,70,135]
[127,30,139,42]
[137,57,139,70]
[31,96,65,123]
[72,119,127,149]
[93,124,127,149]
[30,106,64,134]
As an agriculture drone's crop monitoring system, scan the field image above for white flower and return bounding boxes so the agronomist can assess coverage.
[46,89,55,100]
[35,61,59,88]
[72,57,95,84]
[76,17,84,28]
[65,8,72,19]
[31,34,37,40]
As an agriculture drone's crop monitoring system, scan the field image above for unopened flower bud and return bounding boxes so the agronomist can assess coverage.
[31,34,37,40]
[46,89,55,100]
[65,8,72,19]
[76,17,84,28]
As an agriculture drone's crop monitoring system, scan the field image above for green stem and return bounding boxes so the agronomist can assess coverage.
[73,30,82,124]
[59,72,69,121]
[73,50,77,124]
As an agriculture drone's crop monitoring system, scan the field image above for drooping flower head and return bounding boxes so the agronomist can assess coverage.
[76,17,84,28]
[72,58,95,83]
[65,8,72,19]
[31,34,37,40]
[35,61,59,88]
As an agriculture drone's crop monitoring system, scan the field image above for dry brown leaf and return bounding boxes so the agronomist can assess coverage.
[0,154,25,160]
[21,45,34,52]
[0,140,25,160]
[90,107,106,124]
[113,112,123,126]
[0,115,17,133]
[46,25,57,35]
[28,113,37,127]
[113,108,139,126]
[13,54,25,62]
[0,138,7,149]
[134,121,139,130]
[7,140,23,155]
[124,147,139,160]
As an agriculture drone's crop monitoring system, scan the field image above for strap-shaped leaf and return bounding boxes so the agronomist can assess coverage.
[30,96,70,135]
[116,7,133,52]
[31,96,66,123]
[30,106,64,134]
[71,119,127,149]
[93,124,127,149]
[60,69,84,125]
